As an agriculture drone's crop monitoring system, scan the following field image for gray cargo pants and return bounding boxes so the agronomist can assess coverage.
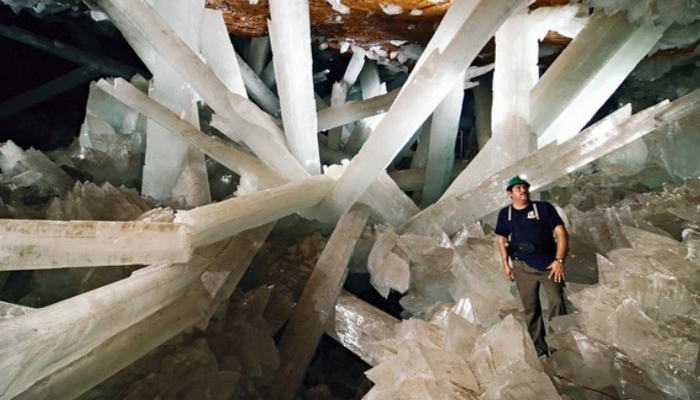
[512,259,567,357]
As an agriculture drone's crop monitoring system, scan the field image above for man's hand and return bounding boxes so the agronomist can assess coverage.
[504,266,514,282]
[547,260,565,283]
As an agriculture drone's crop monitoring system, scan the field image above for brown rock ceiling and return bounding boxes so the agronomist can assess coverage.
[206,0,575,54]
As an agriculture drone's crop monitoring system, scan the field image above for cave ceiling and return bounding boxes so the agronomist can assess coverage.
[207,0,575,59]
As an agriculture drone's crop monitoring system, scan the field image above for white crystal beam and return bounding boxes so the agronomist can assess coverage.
[324,290,400,367]
[268,0,321,174]
[489,5,537,167]
[316,89,399,131]
[441,5,538,199]
[271,204,371,400]
[97,79,285,190]
[93,0,303,178]
[94,0,416,226]
[247,36,270,76]
[176,175,334,246]
[199,8,247,97]
[235,52,282,117]
[389,162,468,192]
[141,0,210,207]
[317,0,527,220]
[400,96,686,236]
[421,77,465,206]
[11,225,274,400]
[0,259,208,399]
[0,219,193,270]
[531,10,667,146]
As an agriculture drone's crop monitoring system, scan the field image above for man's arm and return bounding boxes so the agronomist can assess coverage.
[547,224,568,282]
[497,235,514,282]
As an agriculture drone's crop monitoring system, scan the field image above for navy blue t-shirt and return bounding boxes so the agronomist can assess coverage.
[495,201,564,270]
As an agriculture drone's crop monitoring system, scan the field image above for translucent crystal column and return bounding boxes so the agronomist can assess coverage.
[489,5,537,169]
[400,99,676,236]
[0,219,193,270]
[343,61,386,155]
[268,0,321,174]
[142,0,210,207]
[10,225,274,400]
[421,76,465,206]
[0,258,208,399]
[316,89,399,132]
[316,0,525,221]
[199,9,246,97]
[94,0,308,181]
[98,79,286,192]
[531,10,666,146]
[442,5,538,199]
[176,175,334,246]
[235,52,282,117]
[247,36,270,76]
[271,204,371,400]
[324,290,399,367]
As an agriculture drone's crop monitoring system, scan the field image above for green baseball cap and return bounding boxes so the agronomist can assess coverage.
[506,175,530,191]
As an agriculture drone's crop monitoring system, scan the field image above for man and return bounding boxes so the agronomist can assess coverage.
[495,175,568,357]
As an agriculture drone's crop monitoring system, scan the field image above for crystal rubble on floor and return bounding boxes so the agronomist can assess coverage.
[531,10,667,146]
[317,0,526,222]
[268,0,321,174]
[17,225,273,400]
[363,314,558,400]
[366,225,410,299]
[271,204,371,400]
[0,140,74,198]
[555,176,700,257]
[73,76,146,185]
[46,181,153,221]
[546,227,700,399]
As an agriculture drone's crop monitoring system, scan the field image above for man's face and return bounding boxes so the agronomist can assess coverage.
[508,184,530,202]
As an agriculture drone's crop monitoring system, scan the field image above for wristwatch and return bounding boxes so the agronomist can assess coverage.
[555,258,566,264]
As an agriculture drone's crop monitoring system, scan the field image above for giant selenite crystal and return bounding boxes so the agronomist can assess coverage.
[268,0,320,174]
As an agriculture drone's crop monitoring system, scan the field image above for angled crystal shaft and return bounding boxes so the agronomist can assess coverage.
[11,226,273,400]
[0,219,193,270]
[317,0,527,220]
[531,10,666,146]
[268,0,321,174]
[401,97,683,236]
[271,204,370,400]
[98,79,285,190]
[0,259,208,399]
[176,175,334,246]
